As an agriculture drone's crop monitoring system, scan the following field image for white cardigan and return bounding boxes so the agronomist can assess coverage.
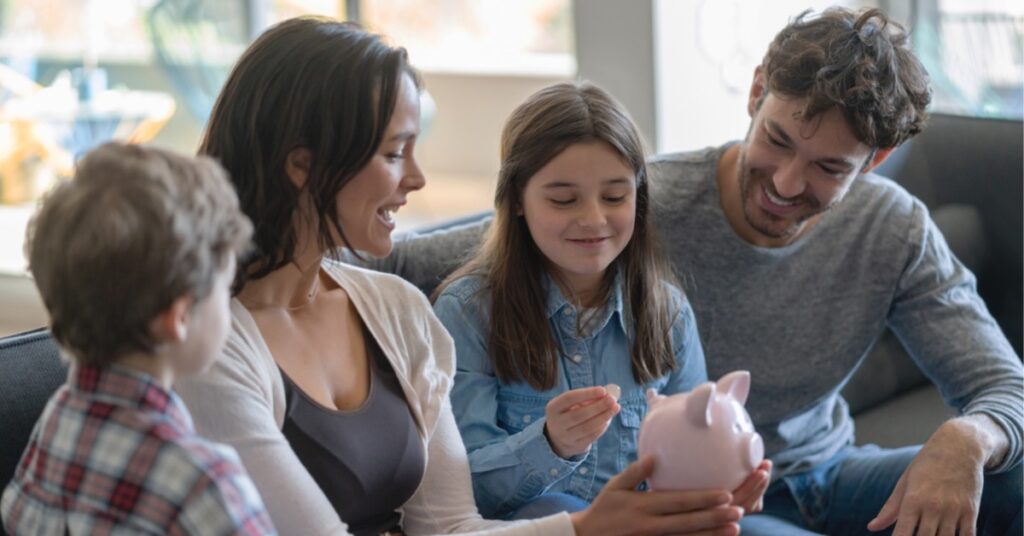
[175,261,574,535]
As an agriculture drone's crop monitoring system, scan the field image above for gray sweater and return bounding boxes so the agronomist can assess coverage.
[372,143,1023,480]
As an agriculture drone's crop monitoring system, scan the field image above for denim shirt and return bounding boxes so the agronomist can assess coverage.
[433,272,707,518]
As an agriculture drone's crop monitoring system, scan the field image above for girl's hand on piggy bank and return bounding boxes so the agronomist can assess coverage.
[544,385,621,458]
[731,459,772,513]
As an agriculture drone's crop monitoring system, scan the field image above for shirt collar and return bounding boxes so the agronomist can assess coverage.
[72,364,193,431]
[543,266,629,335]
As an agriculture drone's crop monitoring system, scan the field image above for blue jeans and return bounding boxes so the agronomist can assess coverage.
[741,444,1023,535]
[507,492,590,520]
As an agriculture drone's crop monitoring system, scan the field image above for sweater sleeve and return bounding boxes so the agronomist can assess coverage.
[174,321,351,535]
[888,202,1023,473]
[345,218,490,294]
[400,398,575,536]
[433,291,582,518]
[401,291,576,536]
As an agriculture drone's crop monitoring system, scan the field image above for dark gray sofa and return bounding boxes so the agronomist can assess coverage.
[0,114,1019,533]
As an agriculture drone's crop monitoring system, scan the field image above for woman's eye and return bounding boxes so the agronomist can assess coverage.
[604,196,626,203]
[550,198,574,206]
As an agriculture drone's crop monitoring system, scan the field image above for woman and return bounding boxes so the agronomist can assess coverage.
[175,16,747,536]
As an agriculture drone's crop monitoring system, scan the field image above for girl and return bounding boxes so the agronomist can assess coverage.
[433,82,771,521]
[176,17,753,536]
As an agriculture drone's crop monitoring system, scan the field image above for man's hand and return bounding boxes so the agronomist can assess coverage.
[867,415,1008,536]
[545,386,620,458]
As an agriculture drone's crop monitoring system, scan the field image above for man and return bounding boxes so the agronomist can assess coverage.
[364,7,1022,535]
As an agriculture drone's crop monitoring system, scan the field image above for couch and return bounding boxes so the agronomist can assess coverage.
[0,114,1020,532]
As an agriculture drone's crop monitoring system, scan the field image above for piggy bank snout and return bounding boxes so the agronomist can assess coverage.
[741,432,764,472]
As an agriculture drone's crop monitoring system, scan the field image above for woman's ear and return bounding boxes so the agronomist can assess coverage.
[286,148,312,189]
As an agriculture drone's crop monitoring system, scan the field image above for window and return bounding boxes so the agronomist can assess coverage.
[0,0,572,277]
[911,0,1023,119]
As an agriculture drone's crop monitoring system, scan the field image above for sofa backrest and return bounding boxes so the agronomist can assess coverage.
[0,329,66,506]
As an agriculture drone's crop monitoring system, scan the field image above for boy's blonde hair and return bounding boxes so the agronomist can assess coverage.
[26,142,252,367]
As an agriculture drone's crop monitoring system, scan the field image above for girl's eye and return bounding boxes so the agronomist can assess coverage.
[386,153,403,162]
[550,198,574,206]
[604,195,626,203]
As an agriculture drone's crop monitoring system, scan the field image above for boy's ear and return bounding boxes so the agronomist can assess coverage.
[286,148,312,189]
[149,296,192,344]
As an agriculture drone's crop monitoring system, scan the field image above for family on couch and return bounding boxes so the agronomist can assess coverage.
[3,5,1021,536]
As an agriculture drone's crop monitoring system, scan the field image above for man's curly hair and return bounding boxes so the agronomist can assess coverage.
[760,7,931,149]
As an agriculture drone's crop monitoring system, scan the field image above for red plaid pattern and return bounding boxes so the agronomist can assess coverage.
[1,365,276,535]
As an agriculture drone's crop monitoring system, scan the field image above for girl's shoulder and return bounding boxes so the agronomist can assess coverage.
[435,273,490,304]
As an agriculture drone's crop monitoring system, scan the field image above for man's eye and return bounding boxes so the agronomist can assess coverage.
[767,135,786,148]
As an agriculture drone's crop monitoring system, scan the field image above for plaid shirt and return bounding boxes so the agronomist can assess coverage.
[1,364,276,535]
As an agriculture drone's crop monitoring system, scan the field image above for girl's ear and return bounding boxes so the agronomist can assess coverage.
[286,148,312,189]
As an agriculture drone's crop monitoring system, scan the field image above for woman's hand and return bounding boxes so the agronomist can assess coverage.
[570,456,743,536]
[544,386,620,458]
[731,459,772,513]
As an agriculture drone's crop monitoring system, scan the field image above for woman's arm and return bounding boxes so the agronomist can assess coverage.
[433,292,582,518]
[401,398,575,536]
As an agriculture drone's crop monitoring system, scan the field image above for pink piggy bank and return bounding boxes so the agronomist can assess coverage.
[638,370,764,491]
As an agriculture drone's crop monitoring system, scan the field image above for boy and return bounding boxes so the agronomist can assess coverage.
[1,143,276,535]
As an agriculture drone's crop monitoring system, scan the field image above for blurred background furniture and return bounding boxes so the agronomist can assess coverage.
[843,112,1023,446]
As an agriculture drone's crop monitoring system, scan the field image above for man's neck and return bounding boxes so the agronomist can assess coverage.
[716,144,755,243]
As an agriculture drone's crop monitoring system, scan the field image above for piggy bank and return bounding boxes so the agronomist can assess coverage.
[638,370,764,491]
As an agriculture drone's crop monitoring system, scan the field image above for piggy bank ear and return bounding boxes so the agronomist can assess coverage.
[685,383,715,428]
[716,370,751,406]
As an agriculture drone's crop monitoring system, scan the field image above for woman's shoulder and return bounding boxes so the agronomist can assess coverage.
[323,258,429,304]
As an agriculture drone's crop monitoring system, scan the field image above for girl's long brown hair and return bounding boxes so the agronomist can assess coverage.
[434,82,681,391]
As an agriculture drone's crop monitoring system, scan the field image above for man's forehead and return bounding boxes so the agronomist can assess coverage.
[763,95,872,160]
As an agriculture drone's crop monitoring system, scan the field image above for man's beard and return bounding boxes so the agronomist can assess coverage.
[737,150,835,240]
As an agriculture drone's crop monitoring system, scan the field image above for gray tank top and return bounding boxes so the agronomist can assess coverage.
[280,326,425,536]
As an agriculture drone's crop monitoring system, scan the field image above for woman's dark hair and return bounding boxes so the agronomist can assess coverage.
[199,16,420,292]
[760,7,931,149]
[435,82,680,391]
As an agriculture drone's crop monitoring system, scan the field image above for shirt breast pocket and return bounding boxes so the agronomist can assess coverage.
[616,396,646,474]
[496,390,550,434]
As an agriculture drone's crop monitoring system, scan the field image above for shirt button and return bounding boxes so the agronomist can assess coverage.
[571,354,583,363]
[579,467,589,475]
[563,308,572,316]
[549,468,559,476]
[522,415,532,424]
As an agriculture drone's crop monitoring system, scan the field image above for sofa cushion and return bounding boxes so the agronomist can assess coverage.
[0,329,66,495]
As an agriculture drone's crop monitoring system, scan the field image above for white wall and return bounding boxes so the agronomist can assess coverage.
[653,0,857,154]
